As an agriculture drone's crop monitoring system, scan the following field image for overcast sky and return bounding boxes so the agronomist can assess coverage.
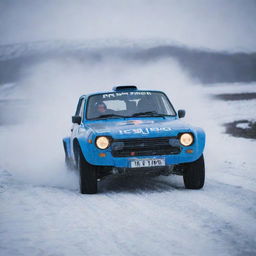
[0,0,256,51]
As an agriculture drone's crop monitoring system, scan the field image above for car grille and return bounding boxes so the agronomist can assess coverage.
[111,137,181,157]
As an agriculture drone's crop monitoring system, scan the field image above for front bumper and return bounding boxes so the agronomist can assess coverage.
[79,141,203,167]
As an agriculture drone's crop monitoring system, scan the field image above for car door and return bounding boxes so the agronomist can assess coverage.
[70,97,85,157]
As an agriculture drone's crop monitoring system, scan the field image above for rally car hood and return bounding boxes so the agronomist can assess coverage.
[85,118,194,139]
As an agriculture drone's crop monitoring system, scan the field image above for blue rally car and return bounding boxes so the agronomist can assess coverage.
[63,85,206,194]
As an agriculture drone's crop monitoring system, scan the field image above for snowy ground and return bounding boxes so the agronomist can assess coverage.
[0,67,256,255]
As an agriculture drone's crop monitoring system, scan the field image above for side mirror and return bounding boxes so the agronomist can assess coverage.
[72,115,82,124]
[178,109,186,118]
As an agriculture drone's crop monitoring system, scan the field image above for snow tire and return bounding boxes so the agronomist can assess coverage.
[65,156,73,170]
[183,154,205,189]
[78,148,98,194]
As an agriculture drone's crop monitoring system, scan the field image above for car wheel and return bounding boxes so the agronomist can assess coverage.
[183,154,205,189]
[78,148,98,194]
[65,156,73,170]
[63,141,73,169]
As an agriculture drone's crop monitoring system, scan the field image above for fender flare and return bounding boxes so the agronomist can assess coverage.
[63,137,71,158]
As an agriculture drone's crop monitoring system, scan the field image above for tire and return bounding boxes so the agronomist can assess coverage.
[183,154,205,189]
[77,148,98,194]
[63,141,73,170]
[65,156,73,170]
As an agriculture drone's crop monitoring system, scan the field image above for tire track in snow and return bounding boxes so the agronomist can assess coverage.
[1,169,256,256]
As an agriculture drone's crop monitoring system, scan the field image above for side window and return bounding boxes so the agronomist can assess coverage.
[75,98,84,116]
[160,95,176,115]
[79,99,86,118]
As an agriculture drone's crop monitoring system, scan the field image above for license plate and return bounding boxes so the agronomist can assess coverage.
[130,158,165,168]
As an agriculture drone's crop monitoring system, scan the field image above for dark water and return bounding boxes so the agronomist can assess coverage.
[224,120,256,139]
[213,93,256,101]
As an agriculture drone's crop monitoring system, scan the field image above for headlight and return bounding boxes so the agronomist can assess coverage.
[180,133,193,146]
[95,136,110,149]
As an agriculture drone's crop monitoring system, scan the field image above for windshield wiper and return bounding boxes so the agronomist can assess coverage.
[92,112,167,120]
[132,111,167,117]
[94,114,129,120]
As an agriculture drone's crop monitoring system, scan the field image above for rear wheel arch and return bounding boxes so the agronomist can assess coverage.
[63,140,68,157]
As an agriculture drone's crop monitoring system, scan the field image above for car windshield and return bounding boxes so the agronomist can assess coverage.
[86,91,176,120]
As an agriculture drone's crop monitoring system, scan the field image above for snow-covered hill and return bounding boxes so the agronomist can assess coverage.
[1,40,256,85]
[0,39,181,61]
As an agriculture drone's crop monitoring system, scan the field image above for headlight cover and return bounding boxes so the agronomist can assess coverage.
[95,136,110,149]
[180,133,194,146]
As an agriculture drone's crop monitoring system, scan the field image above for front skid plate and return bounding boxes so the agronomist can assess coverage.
[108,165,183,176]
